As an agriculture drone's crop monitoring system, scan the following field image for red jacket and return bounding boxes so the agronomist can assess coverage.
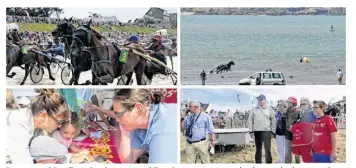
[290,122,313,146]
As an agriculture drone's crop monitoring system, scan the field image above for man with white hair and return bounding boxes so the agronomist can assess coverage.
[299,97,317,123]
[183,101,215,164]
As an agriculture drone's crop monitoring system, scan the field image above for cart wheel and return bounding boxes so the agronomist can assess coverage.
[30,65,44,84]
[50,62,59,74]
[61,65,73,85]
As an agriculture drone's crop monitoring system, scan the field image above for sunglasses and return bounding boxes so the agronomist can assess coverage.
[49,114,66,126]
[114,103,136,118]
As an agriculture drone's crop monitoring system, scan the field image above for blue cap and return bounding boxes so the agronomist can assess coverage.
[128,35,139,43]
[257,94,266,100]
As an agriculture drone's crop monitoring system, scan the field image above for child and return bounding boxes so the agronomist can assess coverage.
[311,100,337,163]
[290,119,313,163]
[52,112,82,153]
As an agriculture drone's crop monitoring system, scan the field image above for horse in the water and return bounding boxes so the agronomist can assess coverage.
[52,17,94,85]
[70,20,147,85]
[209,61,235,74]
[6,32,55,85]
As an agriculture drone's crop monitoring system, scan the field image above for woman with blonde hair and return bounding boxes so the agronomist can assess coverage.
[6,89,71,164]
[89,89,177,163]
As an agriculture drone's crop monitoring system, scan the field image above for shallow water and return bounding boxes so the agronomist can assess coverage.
[181,15,346,85]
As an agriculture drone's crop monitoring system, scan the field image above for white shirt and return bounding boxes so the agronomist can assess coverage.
[6,108,35,164]
[336,71,343,78]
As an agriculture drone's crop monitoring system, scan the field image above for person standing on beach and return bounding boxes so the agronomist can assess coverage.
[275,100,287,163]
[284,97,301,163]
[248,94,276,164]
[311,100,337,163]
[183,101,215,164]
[336,69,343,85]
[200,70,207,85]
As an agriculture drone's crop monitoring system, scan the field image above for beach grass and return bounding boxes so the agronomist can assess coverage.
[180,130,346,163]
[17,23,177,35]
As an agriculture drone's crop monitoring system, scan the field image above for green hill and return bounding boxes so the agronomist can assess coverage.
[16,23,176,35]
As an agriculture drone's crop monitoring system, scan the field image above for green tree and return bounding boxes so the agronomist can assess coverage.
[6,7,63,17]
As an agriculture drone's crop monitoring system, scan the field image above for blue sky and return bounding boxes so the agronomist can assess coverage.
[12,89,36,97]
[55,8,177,22]
[181,87,345,111]
[181,89,258,111]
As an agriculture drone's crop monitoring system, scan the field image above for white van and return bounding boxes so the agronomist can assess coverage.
[239,72,286,85]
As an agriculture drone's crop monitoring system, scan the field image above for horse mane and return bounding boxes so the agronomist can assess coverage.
[92,29,105,41]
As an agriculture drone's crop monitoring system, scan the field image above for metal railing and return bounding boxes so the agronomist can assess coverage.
[212,116,346,129]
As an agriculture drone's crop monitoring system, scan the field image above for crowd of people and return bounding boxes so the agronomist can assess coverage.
[6,15,162,28]
[6,89,177,164]
[181,95,344,164]
[249,95,339,163]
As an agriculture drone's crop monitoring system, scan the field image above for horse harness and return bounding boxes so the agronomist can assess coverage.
[72,26,112,65]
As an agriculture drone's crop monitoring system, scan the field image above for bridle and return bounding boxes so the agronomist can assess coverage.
[72,25,112,64]
[71,25,114,83]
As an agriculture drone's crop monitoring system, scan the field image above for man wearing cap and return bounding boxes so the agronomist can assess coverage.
[284,96,301,163]
[248,94,276,164]
[183,101,215,164]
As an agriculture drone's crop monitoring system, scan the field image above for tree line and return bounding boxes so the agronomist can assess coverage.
[6,7,63,17]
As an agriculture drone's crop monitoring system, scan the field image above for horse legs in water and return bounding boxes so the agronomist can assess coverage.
[6,64,16,78]
[20,64,31,85]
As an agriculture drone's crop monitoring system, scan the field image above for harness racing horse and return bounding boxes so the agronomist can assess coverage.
[52,17,93,85]
[52,17,75,60]
[6,34,55,85]
[209,61,235,74]
[70,20,147,85]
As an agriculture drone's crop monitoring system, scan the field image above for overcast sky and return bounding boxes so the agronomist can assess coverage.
[53,8,177,22]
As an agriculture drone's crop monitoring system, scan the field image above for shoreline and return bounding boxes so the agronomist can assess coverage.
[182,14,346,16]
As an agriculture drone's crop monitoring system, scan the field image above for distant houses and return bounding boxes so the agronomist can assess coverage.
[83,15,118,22]
[144,7,177,28]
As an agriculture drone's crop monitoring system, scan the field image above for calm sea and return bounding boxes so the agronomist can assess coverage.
[181,15,346,85]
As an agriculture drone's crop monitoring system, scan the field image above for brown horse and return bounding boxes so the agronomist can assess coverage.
[70,20,147,85]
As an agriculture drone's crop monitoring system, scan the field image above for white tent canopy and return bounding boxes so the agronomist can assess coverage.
[155,29,167,36]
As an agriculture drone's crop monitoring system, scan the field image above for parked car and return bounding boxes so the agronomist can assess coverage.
[239,71,286,85]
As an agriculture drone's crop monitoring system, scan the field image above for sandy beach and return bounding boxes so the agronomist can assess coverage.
[180,130,346,163]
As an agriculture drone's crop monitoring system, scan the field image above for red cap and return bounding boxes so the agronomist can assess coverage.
[153,34,162,42]
[287,96,298,105]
